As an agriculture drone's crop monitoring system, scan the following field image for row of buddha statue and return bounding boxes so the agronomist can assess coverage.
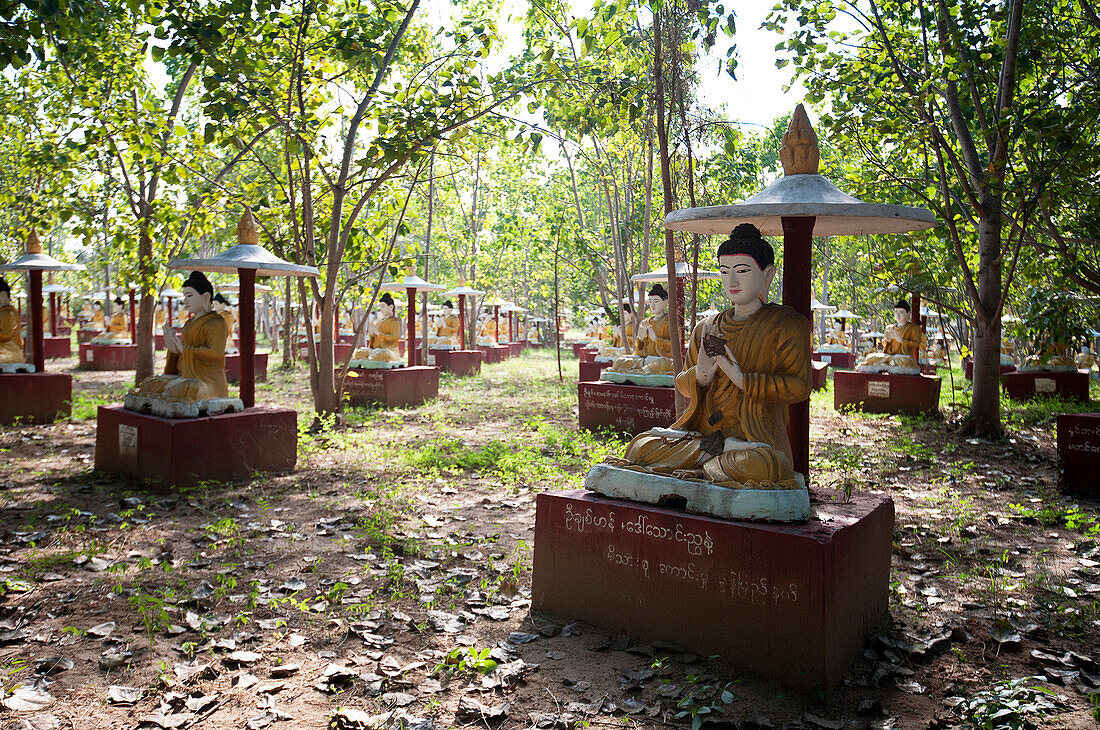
[349,297,466,368]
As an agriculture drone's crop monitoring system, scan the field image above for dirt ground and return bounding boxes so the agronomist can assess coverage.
[1,349,1099,730]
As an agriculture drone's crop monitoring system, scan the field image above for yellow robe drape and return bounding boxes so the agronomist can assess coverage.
[671,304,811,459]
[369,316,402,358]
[613,320,635,348]
[92,310,105,330]
[432,314,460,346]
[883,321,924,358]
[220,310,235,339]
[0,304,24,362]
[638,314,671,358]
[164,311,229,400]
[108,312,128,335]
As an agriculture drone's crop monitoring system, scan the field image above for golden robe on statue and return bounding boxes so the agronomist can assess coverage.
[353,315,402,362]
[613,319,634,348]
[0,304,24,363]
[430,314,460,347]
[859,321,924,369]
[477,317,497,345]
[636,314,672,358]
[610,304,811,488]
[135,311,229,401]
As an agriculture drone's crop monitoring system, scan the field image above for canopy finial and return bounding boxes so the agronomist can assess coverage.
[780,104,820,175]
[238,207,260,245]
[26,230,42,255]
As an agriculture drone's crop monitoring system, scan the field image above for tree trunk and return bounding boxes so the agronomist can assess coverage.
[968,213,1003,434]
[135,220,155,385]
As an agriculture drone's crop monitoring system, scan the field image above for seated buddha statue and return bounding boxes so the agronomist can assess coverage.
[351,293,403,365]
[0,277,28,366]
[91,297,132,344]
[155,303,166,329]
[213,294,237,353]
[131,271,231,403]
[428,300,460,349]
[79,301,94,325]
[856,300,924,374]
[607,285,674,376]
[91,302,106,331]
[1076,346,1096,372]
[600,224,811,492]
[1021,343,1077,372]
[817,320,850,353]
[476,311,497,346]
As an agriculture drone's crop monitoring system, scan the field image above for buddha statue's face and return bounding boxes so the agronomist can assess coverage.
[182,287,212,315]
[648,294,668,315]
[380,301,395,318]
[718,254,775,307]
[213,300,226,313]
[894,307,910,327]
[443,304,453,315]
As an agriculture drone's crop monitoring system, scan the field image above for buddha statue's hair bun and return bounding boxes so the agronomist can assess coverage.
[718,223,774,270]
[443,299,454,308]
[649,283,668,300]
[213,293,229,305]
[380,293,395,307]
[182,271,214,297]
[894,299,910,311]
[0,277,8,295]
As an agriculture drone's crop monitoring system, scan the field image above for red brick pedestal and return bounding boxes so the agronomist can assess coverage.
[811,360,828,390]
[814,351,856,369]
[79,343,137,370]
[94,405,297,488]
[532,489,893,694]
[578,347,598,363]
[507,342,523,357]
[834,371,941,415]
[300,342,354,362]
[434,349,482,376]
[43,336,71,359]
[572,342,588,357]
[478,345,509,364]
[963,358,1015,380]
[0,373,72,424]
[578,381,676,435]
[1058,413,1100,495]
[1002,370,1090,402]
[579,360,612,382]
[225,352,269,384]
[155,334,165,351]
[343,366,440,408]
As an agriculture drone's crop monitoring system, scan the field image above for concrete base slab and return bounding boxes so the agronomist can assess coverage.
[343,365,440,408]
[854,364,920,376]
[1058,413,1100,495]
[585,463,811,522]
[79,343,137,371]
[601,370,675,387]
[348,359,404,369]
[834,371,941,415]
[578,381,676,435]
[0,373,71,423]
[94,405,297,488]
[435,349,482,376]
[123,394,244,419]
[532,488,894,694]
[1003,370,1090,402]
[0,362,34,373]
[43,336,71,359]
[224,352,269,384]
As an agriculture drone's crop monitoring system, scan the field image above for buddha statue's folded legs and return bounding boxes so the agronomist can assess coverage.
[617,431,796,487]
[134,374,203,402]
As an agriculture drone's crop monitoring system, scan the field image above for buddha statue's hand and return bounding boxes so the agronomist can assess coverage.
[715,344,745,389]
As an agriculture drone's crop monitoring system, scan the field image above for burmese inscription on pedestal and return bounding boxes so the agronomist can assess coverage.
[1057,414,1100,495]
[577,382,675,435]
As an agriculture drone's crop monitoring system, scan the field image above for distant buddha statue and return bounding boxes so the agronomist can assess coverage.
[612,303,634,349]
[213,294,237,353]
[351,293,403,365]
[855,300,924,374]
[91,297,132,344]
[79,300,93,324]
[606,285,674,377]
[428,300,460,349]
[601,224,811,491]
[1021,343,1076,373]
[476,311,497,346]
[91,301,106,331]
[1077,346,1096,372]
[0,277,27,364]
[155,303,166,329]
[130,271,231,404]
